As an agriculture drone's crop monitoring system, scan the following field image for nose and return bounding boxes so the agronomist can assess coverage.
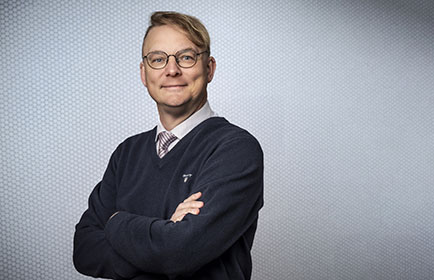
[164,55,181,76]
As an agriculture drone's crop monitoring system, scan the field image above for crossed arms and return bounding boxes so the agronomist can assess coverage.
[73,135,263,279]
[109,191,203,224]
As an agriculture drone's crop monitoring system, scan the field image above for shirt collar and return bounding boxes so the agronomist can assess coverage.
[155,101,217,141]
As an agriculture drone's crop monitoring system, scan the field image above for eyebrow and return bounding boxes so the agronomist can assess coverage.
[146,48,198,55]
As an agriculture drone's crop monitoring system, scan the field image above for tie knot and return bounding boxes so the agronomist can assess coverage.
[157,131,177,158]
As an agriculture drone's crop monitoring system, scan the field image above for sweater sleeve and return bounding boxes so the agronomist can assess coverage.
[104,135,264,277]
[73,148,143,279]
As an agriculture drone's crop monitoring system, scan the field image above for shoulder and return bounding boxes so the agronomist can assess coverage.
[205,117,260,143]
[111,127,156,157]
[195,117,263,158]
[122,128,156,146]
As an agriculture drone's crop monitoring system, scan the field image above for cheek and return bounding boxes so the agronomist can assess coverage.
[145,73,160,88]
[190,73,207,92]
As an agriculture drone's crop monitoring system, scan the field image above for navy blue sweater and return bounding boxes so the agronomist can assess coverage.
[73,117,264,279]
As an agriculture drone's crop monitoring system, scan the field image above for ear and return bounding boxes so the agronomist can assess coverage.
[206,56,216,83]
[140,62,147,87]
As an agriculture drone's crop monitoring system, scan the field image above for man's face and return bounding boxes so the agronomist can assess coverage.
[140,25,215,115]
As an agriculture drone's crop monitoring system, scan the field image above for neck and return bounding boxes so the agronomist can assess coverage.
[158,97,207,131]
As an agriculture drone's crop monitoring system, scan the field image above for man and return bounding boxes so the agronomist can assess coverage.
[73,11,263,280]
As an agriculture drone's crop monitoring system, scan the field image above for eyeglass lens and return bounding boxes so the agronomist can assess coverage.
[146,49,198,69]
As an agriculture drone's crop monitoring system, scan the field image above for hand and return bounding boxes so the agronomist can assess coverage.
[170,192,204,223]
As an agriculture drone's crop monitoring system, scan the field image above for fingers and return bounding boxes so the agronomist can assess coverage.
[171,201,204,222]
[183,192,202,203]
[170,192,204,223]
[171,207,201,223]
[177,200,204,211]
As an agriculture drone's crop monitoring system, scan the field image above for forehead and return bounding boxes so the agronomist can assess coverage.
[143,25,198,53]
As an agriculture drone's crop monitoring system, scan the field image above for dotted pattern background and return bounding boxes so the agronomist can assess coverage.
[1,1,434,279]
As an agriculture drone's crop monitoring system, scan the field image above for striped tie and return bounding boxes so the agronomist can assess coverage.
[157,131,177,158]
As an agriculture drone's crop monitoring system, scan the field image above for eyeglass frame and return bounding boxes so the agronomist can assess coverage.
[142,48,209,70]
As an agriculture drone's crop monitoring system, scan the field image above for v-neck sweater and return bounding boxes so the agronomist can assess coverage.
[74,117,264,280]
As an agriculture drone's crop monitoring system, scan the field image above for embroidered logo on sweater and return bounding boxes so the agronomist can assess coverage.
[182,174,192,183]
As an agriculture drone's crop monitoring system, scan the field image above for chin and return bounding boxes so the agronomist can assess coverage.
[162,98,191,109]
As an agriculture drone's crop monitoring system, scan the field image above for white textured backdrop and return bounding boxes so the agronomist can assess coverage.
[1,0,434,279]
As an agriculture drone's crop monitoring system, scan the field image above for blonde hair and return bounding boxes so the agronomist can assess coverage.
[142,11,211,55]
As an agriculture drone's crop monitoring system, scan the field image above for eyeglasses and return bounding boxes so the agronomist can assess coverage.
[142,49,208,70]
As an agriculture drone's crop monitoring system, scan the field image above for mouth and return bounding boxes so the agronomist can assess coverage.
[161,84,187,89]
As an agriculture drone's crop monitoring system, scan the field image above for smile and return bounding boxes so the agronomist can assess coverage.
[161,84,187,88]
[161,85,187,91]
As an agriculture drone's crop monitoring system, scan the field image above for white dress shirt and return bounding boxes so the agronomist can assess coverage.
[155,101,218,153]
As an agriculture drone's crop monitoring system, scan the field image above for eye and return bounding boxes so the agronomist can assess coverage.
[147,52,167,66]
[152,57,164,63]
[179,54,194,61]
